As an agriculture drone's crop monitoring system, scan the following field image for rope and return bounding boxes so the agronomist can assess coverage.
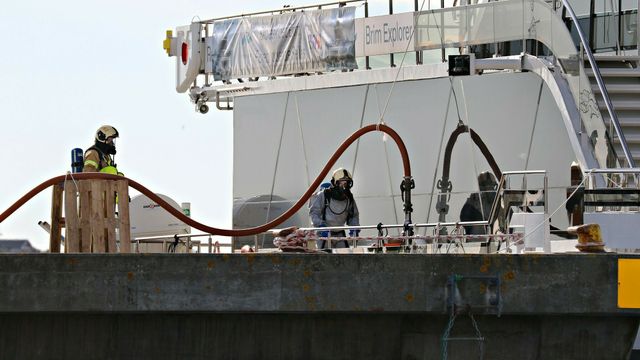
[459,76,488,226]
[351,84,371,179]
[469,313,485,359]
[378,0,429,125]
[441,310,485,360]
[441,311,456,360]
[64,171,80,195]
[294,93,312,188]
[264,92,291,247]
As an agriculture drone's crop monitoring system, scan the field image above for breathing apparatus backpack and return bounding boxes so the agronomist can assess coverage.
[71,148,84,173]
[73,147,114,173]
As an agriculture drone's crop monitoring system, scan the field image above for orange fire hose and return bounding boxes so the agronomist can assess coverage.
[0,124,411,237]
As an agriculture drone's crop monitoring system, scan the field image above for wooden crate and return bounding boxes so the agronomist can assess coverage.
[52,179,131,253]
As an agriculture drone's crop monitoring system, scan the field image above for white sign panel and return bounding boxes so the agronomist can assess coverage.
[210,7,357,81]
[355,13,415,57]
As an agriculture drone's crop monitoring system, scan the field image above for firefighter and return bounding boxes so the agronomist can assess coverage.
[309,168,360,249]
[83,125,121,174]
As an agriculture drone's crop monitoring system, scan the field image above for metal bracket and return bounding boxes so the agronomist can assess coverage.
[444,274,502,316]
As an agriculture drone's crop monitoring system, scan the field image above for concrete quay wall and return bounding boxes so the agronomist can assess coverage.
[0,253,638,359]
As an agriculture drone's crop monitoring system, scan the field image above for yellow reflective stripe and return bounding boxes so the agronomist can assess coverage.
[84,160,99,168]
[100,166,118,175]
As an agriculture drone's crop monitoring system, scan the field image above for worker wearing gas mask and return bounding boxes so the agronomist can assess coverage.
[309,168,360,249]
[460,171,498,235]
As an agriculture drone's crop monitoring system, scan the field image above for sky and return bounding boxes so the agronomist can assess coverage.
[0,0,432,251]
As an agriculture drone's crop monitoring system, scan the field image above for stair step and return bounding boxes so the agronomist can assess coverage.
[597,100,640,111]
[602,127,640,138]
[585,68,640,77]
[601,108,640,116]
[606,117,640,127]
[576,55,639,164]
[612,136,640,145]
[592,84,640,94]
[609,125,640,138]
[593,55,640,62]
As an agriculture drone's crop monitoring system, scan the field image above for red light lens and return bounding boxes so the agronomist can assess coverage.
[181,43,188,65]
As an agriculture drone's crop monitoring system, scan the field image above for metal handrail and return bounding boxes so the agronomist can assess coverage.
[133,233,216,241]
[199,0,365,24]
[560,0,636,168]
[584,167,640,188]
[295,220,489,233]
[487,170,548,233]
[132,234,233,254]
[586,168,640,174]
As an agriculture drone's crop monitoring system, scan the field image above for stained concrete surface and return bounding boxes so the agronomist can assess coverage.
[0,253,638,359]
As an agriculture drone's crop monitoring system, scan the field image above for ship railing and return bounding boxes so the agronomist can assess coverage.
[585,168,640,186]
[273,221,516,252]
[487,170,548,235]
[132,233,231,254]
[558,0,639,55]
[579,168,640,213]
[129,221,530,254]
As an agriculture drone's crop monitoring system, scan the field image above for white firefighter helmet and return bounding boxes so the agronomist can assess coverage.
[95,125,119,143]
[331,168,353,188]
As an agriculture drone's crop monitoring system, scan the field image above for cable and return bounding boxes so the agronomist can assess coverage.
[523,79,545,175]
[448,77,464,124]
[64,171,80,195]
[424,85,454,235]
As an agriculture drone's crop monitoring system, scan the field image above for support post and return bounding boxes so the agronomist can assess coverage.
[365,1,370,69]
[64,181,80,252]
[116,180,131,253]
[49,183,63,253]
[415,0,422,64]
[389,0,395,67]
